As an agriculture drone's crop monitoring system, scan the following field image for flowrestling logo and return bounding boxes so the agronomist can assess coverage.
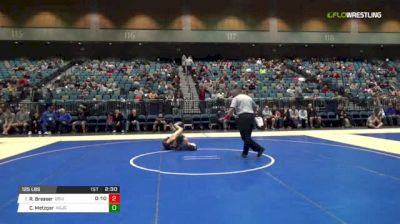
[327,12,382,19]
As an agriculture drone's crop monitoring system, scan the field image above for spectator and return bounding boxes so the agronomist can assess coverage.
[30,87,41,102]
[1,107,15,135]
[148,91,158,100]
[113,109,124,133]
[307,103,321,128]
[181,54,187,67]
[29,110,41,135]
[12,107,30,134]
[217,110,228,130]
[40,105,56,135]
[338,106,352,128]
[72,105,89,133]
[367,114,383,129]
[272,107,283,129]
[184,56,194,74]
[126,109,140,132]
[106,111,114,132]
[198,85,208,114]
[262,106,274,130]
[289,105,299,128]
[298,107,308,128]
[56,108,72,133]
[283,107,291,129]
[384,103,399,126]
[153,113,167,132]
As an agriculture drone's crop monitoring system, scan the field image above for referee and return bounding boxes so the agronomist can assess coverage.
[226,88,265,158]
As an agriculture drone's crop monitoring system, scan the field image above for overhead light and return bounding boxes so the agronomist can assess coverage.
[108,42,113,45]
[304,44,308,48]
[251,44,256,47]
[330,44,334,48]
[278,44,283,47]
[138,42,142,46]
[14,41,19,45]
[46,41,51,45]
[78,42,82,45]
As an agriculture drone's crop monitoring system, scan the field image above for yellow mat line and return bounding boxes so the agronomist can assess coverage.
[307,134,400,155]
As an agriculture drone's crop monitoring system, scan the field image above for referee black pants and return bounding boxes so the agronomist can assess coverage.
[237,113,263,155]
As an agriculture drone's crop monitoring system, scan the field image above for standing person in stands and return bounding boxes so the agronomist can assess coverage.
[72,104,89,133]
[1,107,15,135]
[184,56,194,74]
[126,109,140,132]
[198,85,208,114]
[181,54,187,72]
[12,106,30,134]
[40,105,56,135]
[307,103,321,128]
[225,88,264,158]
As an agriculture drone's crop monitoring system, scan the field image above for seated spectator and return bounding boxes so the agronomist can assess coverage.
[148,91,158,100]
[40,105,56,135]
[126,109,140,132]
[307,103,321,128]
[153,113,168,132]
[106,111,114,132]
[338,106,352,128]
[262,106,274,130]
[12,107,30,134]
[272,107,283,129]
[72,105,89,133]
[1,107,15,135]
[384,103,399,126]
[56,108,72,133]
[367,114,383,129]
[217,110,228,130]
[289,105,299,128]
[298,107,308,128]
[29,110,41,135]
[283,107,291,129]
[113,109,124,133]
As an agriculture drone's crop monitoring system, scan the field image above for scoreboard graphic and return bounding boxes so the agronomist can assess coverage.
[17,186,120,213]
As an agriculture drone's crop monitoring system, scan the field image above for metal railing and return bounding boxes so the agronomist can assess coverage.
[3,96,397,116]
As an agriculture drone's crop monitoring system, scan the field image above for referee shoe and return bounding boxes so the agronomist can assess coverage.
[257,147,265,157]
